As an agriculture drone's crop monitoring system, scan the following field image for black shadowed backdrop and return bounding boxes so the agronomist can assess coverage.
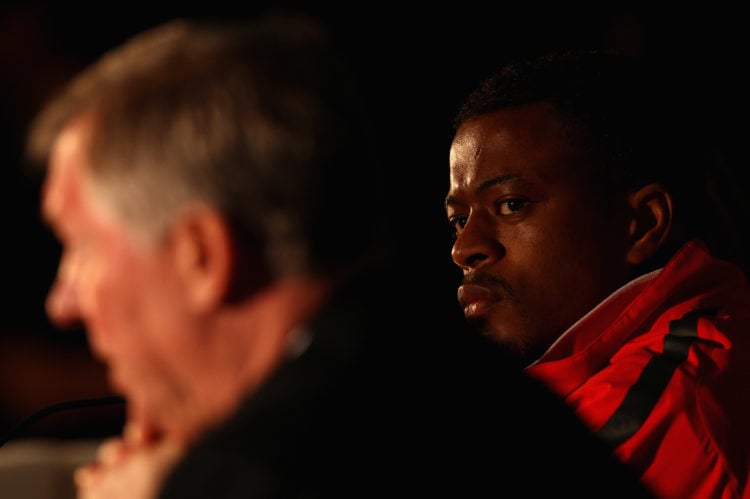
[0,1,745,440]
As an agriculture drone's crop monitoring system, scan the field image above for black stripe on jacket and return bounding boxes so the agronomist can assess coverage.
[596,308,719,448]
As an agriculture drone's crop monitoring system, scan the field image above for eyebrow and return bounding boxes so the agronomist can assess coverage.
[445,172,519,208]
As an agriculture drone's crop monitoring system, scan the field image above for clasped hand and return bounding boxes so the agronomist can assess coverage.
[74,423,184,499]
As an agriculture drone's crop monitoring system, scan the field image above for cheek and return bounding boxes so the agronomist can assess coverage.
[502,215,602,303]
[514,199,623,270]
[509,211,628,323]
[503,220,574,278]
[83,244,178,362]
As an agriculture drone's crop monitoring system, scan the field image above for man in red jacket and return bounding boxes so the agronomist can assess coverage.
[445,49,750,498]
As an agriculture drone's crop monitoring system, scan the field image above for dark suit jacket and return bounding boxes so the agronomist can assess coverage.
[159,267,653,498]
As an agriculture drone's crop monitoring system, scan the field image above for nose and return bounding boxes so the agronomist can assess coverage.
[46,252,84,330]
[451,212,505,270]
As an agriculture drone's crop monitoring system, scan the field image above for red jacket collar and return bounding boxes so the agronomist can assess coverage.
[526,239,746,395]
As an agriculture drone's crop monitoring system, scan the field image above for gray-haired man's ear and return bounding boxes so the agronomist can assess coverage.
[170,204,237,313]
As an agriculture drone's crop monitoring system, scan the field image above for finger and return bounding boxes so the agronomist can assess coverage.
[73,462,99,490]
[123,420,149,445]
[124,418,163,446]
[96,437,129,465]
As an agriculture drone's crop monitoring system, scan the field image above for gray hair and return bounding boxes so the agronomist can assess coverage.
[26,14,388,278]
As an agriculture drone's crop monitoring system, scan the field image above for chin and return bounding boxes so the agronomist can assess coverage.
[476,324,533,360]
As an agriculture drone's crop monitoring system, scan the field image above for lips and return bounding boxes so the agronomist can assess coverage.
[457,283,500,319]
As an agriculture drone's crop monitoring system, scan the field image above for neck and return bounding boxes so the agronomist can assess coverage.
[168,274,337,444]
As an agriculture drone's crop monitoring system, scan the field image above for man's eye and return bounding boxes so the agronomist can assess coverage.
[497,198,530,215]
[448,216,467,238]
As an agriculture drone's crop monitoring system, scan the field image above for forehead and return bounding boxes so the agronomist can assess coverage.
[41,115,93,224]
[449,102,591,191]
[40,113,119,236]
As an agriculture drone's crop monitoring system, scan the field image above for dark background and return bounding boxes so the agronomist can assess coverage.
[0,1,745,439]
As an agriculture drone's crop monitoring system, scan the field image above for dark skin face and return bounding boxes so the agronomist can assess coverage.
[446,102,641,365]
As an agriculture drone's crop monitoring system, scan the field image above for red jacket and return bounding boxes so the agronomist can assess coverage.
[527,239,750,499]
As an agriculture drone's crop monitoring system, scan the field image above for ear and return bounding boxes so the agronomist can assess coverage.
[170,205,236,313]
[625,183,673,265]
